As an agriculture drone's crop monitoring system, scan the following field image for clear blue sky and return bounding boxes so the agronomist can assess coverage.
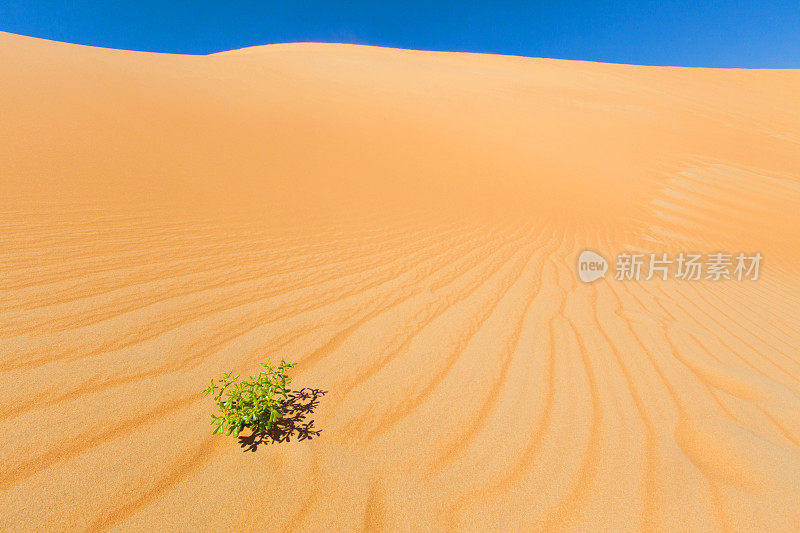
[1,1,798,67]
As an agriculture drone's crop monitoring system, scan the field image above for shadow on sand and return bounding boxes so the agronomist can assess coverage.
[238,387,327,451]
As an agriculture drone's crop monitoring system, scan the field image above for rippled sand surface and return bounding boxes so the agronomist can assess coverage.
[1,31,800,531]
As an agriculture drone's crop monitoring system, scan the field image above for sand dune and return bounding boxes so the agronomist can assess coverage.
[1,31,800,531]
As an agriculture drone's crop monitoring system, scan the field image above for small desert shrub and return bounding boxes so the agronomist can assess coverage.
[203,359,297,436]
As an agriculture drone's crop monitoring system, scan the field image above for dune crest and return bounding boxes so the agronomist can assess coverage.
[1,32,799,531]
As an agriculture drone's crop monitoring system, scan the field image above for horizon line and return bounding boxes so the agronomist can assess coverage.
[2,29,797,71]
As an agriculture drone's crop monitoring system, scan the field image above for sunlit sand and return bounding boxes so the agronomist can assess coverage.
[1,31,799,530]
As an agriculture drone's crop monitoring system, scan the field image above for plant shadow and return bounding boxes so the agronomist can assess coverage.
[238,387,327,451]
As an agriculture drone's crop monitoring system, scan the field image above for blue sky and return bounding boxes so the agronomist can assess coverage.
[1,1,798,67]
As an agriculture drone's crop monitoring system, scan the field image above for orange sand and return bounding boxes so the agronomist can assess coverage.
[1,31,800,531]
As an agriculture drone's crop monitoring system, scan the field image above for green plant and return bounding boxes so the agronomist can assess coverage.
[202,359,297,436]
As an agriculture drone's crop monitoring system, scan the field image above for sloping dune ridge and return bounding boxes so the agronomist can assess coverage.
[2,30,800,531]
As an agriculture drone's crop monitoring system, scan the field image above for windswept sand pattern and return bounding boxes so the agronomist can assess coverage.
[1,32,800,531]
